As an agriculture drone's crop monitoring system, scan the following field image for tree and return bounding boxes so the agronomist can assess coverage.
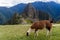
[11,12,20,24]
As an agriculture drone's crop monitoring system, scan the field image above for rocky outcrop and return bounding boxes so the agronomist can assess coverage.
[21,3,52,22]
[22,3,38,19]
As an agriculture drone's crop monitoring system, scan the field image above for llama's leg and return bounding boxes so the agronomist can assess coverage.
[46,30,50,36]
[26,28,32,36]
[34,29,38,37]
[46,27,51,36]
[35,30,38,36]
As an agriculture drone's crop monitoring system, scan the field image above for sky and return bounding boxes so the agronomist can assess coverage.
[0,0,60,7]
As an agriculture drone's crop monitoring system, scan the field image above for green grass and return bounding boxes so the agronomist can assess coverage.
[0,24,60,40]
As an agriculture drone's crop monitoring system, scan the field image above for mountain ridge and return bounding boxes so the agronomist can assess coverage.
[0,1,60,24]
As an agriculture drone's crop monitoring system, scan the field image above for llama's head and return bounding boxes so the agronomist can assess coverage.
[26,32,29,36]
[26,28,32,36]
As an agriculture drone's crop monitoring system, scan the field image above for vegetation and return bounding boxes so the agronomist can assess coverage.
[25,19,33,24]
[0,24,60,40]
[56,20,60,24]
[6,12,21,25]
[11,12,20,24]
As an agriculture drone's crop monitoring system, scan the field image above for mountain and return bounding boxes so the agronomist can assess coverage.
[32,1,60,20]
[21,3,51,22]
[9,3,27,13]
[0,1,60,24]
[0,7,13,24]
[9,1,60,22]
[0,3,27,24]
[22,3,38,18]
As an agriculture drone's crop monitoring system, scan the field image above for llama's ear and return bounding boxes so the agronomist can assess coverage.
[50,20,53,23]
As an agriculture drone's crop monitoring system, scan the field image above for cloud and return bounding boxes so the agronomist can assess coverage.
[0,0,59,7]
[0,0,14,7]
[12,0,39,4]
[0,0,40,7]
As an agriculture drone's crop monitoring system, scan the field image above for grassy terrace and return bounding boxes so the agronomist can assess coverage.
[0,24,60,40]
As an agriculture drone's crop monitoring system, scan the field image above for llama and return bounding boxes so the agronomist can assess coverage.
[26,20,53,36]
